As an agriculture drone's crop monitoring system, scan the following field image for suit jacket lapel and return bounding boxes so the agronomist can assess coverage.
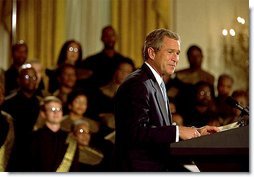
[141,64,171,126]
[153,83,170,125]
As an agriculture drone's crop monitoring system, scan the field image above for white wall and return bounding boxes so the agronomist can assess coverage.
[66,0,111,58]
[0,0,111,71]
[175,0,249,90]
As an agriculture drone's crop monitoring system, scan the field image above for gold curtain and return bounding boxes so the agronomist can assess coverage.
[0,0,12,67]
[111,0,172,68]
[0,0,12,33]
[16,0,66,69]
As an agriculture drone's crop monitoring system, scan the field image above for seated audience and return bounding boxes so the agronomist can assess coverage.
[2,63,40,171]
[169,99,184,126]
[175,45,215,85]
[29,96,79,172]
[166,45,215,115]
[182,81,219,127]
[215,74,234,120]
[0,84,15,171]
[79,25,133,88]
[61,89,100,134]
[26,59,47,98]
[209,89,249,126]
[87,58,135,138]
[231,90,249,119]
[5,41,28,96]
[53,63,78,114]
[72,120,113,172]
[46,40,83,93]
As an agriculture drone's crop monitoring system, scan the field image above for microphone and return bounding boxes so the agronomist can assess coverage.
[225,96,249,115]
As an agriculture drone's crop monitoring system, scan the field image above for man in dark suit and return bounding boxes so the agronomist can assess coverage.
[114,28,219,172]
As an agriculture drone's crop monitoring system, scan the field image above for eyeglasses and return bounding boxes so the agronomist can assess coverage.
[68,47,79,53]
[198,90,211,97]
[76,128,90,134]
[47,107,62,113]
[24,74,37,81]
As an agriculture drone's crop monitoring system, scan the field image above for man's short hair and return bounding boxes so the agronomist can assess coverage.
[218,74,234,85]
[143,28,180,61]
[40,96,62,111]
[186,45,202,59]
[12,40,28,54]
[71,119,89,133]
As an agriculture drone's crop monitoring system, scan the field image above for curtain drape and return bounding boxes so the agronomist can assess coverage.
[16,0,66,69]
[1,0,172,69]
[111,0,172,67]
[0,0,12,69]
[65,0,111,59]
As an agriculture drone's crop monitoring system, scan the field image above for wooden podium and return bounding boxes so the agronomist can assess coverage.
[170,125,249,172]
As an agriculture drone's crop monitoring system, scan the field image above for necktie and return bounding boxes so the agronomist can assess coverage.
[160,82,168,114]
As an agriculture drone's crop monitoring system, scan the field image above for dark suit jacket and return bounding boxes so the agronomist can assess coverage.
[114,64,177,172]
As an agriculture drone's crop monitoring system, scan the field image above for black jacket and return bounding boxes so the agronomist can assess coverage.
[114,64,176,171]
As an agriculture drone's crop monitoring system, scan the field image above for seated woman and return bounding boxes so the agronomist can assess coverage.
[209,89,249,126]
[46,40,83,94]
[72,120,113,172]
[182,81,219,128]
[87,58,135,139]
[61,89,100,134]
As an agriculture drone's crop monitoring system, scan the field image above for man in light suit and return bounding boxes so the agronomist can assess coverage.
[114,28,219,172]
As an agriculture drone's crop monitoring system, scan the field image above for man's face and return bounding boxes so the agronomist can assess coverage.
[188,49,202,69]
[114,63,133,84]
[196,85,212,106]
[59,67,77,88]
[151,37,180,76]
[74,123,91,146]
[217,78,233,97]
[31,63,43,86]
[19,68,38,93]
[13,45,28,67]
[43,101,63,125]
[101,27,116,49]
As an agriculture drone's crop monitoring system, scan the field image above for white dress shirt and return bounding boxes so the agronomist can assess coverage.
[145,62,179,142]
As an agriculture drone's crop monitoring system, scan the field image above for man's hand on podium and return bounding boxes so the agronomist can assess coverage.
[197,125,220,136]
[179,125,220,140]
[179,126,201,140]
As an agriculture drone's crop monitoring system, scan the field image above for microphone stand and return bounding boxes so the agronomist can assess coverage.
[237,106,249,127]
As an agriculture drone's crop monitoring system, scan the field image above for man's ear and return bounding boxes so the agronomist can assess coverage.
[147,47,156,60]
